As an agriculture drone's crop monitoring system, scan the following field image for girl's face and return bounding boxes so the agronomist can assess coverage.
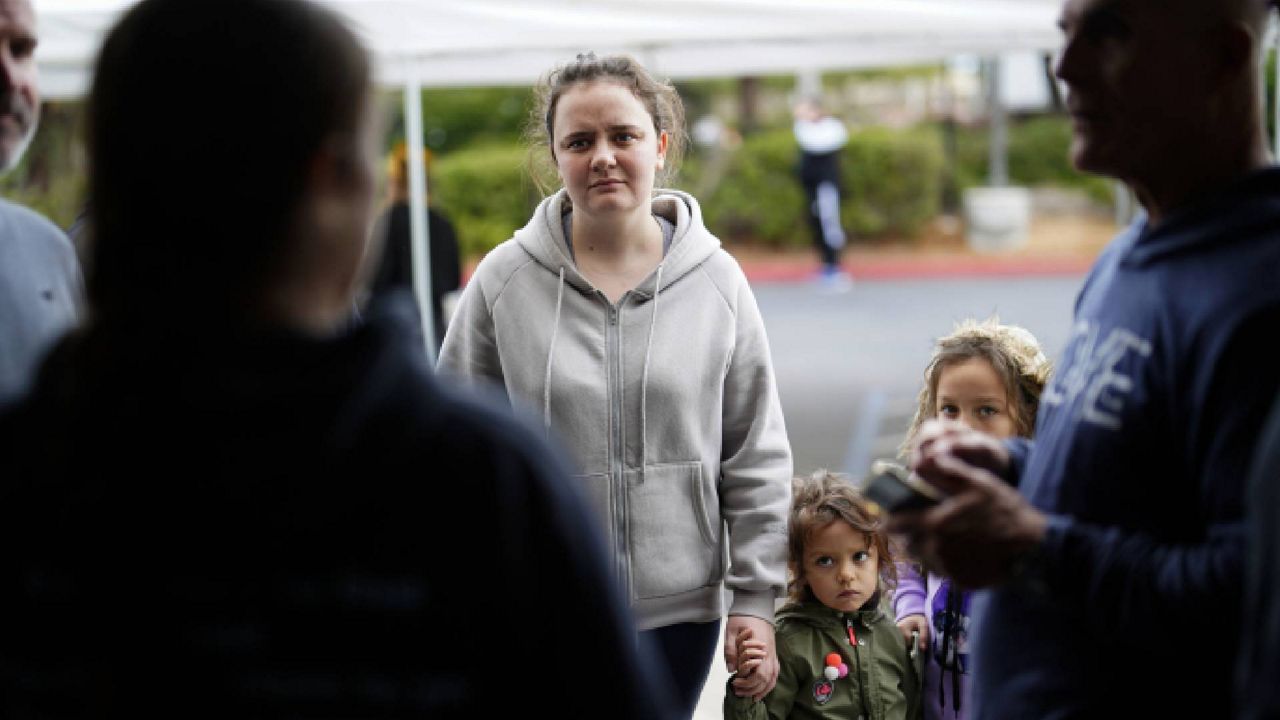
[801,520,880,613]
[935,357,1017,439]
[551,80,668,220]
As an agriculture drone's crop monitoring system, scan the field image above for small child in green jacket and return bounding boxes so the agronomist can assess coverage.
[727,470,922,720]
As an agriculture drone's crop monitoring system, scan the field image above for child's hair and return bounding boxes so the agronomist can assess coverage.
[901,317,1052,456]
[525,52,688,195]
[787,470,897,604]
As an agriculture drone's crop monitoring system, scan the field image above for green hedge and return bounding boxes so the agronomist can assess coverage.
[694,126,943,247]
[842,126,944,240]
[952,115,1113,205]
[692,130,806,245]
[432,143,539,258]
[0,103,87,230]
[429,114,1109,258]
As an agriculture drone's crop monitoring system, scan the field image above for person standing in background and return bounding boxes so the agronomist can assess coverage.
[0,0,81,409]
[368,142,461,351]
[793,97,851,292]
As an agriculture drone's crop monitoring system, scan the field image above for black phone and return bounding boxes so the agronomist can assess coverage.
[860,460,943,513]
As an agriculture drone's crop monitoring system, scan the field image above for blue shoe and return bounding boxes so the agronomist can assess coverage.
[818,266,853,293]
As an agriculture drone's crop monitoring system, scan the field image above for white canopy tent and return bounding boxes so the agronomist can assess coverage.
[36,0,1064,96]
[31,0,1072,357]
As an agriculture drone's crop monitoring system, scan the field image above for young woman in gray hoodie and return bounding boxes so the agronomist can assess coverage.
[438,54,793,715]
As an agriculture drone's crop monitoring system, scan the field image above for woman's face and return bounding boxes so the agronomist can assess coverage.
[551,80,668,219]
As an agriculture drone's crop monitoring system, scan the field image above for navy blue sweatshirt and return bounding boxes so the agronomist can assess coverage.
[971,168,1280,718]
[1238,392,1280,720]
[0,294,673,718]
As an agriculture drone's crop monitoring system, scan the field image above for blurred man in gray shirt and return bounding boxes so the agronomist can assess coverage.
[0,0,80,408]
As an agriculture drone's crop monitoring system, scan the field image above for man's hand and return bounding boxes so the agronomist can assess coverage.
[896,613,930,654]
[725,615,778,702]
[890,420,1046,588]
[911,419,1011,481]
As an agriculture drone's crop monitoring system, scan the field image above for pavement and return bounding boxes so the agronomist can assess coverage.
[461,211,1120,720]
[691,213,1116,720]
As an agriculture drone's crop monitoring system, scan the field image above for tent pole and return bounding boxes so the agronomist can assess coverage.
[1273,17,1279,156]
[985,56,1008,187]
[403,71,436,363]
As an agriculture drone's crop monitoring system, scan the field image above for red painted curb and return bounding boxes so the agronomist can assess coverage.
[739,255,1096,283]
[461,254,1097,286]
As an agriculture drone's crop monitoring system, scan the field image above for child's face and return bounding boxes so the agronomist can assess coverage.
[801,520,880,613]
[935,357,1017,439]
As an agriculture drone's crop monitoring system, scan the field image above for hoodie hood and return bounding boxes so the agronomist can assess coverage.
[513,188,721,298]
[1124,166,1280,268]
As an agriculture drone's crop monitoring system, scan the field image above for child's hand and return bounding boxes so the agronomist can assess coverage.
[725,615,779,702]
[897,614,930,654]
[731,630,769,692]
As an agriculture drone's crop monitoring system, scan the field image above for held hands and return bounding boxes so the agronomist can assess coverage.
[896,614,929,654]
[726,615,779,702]
[888,419,1048,588]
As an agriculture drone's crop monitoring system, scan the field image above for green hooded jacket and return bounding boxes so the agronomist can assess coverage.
[725,599,923,720]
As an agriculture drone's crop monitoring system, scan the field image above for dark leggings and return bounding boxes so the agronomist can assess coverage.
[641,620,722,719]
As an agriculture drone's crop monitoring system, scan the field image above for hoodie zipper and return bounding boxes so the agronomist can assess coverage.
[606,297,629,598]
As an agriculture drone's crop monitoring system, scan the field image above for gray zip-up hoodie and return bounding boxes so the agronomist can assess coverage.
[439,189,791,629]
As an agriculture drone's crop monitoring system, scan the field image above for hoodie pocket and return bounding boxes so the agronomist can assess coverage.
[570,472,614,541]
[626,461,720,600]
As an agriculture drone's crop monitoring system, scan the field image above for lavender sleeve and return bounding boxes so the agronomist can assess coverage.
[893,561,927,622]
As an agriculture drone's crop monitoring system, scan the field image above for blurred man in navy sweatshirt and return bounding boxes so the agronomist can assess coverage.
[893,1,1280,717]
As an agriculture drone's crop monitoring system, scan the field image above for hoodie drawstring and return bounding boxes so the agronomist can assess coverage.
[638,262,664,480]
[543,266,566,433]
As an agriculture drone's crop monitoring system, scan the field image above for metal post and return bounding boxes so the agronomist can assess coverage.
[1273,18,1279,156]
[403,72,436,363]
[986,56,1008,187]
[796,67,822,100]
[1114,180,1132,228]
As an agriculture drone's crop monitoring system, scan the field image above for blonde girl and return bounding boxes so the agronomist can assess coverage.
[893,318,1051,720]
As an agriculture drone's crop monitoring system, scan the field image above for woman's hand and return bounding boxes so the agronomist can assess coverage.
[725,615,778,702]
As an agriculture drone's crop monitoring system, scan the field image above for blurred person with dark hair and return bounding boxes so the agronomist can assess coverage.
[0,0,81,408]
[0,0,671,717]
[368,142,461,351]
[892,0,1280,717]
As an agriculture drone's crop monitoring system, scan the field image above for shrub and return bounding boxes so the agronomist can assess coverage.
[842,126,943,239]
[432,143,539,258]
[697,127,943,247]
[0,102,87,231]
[696,130,807,247]
[952,115,1113,206]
